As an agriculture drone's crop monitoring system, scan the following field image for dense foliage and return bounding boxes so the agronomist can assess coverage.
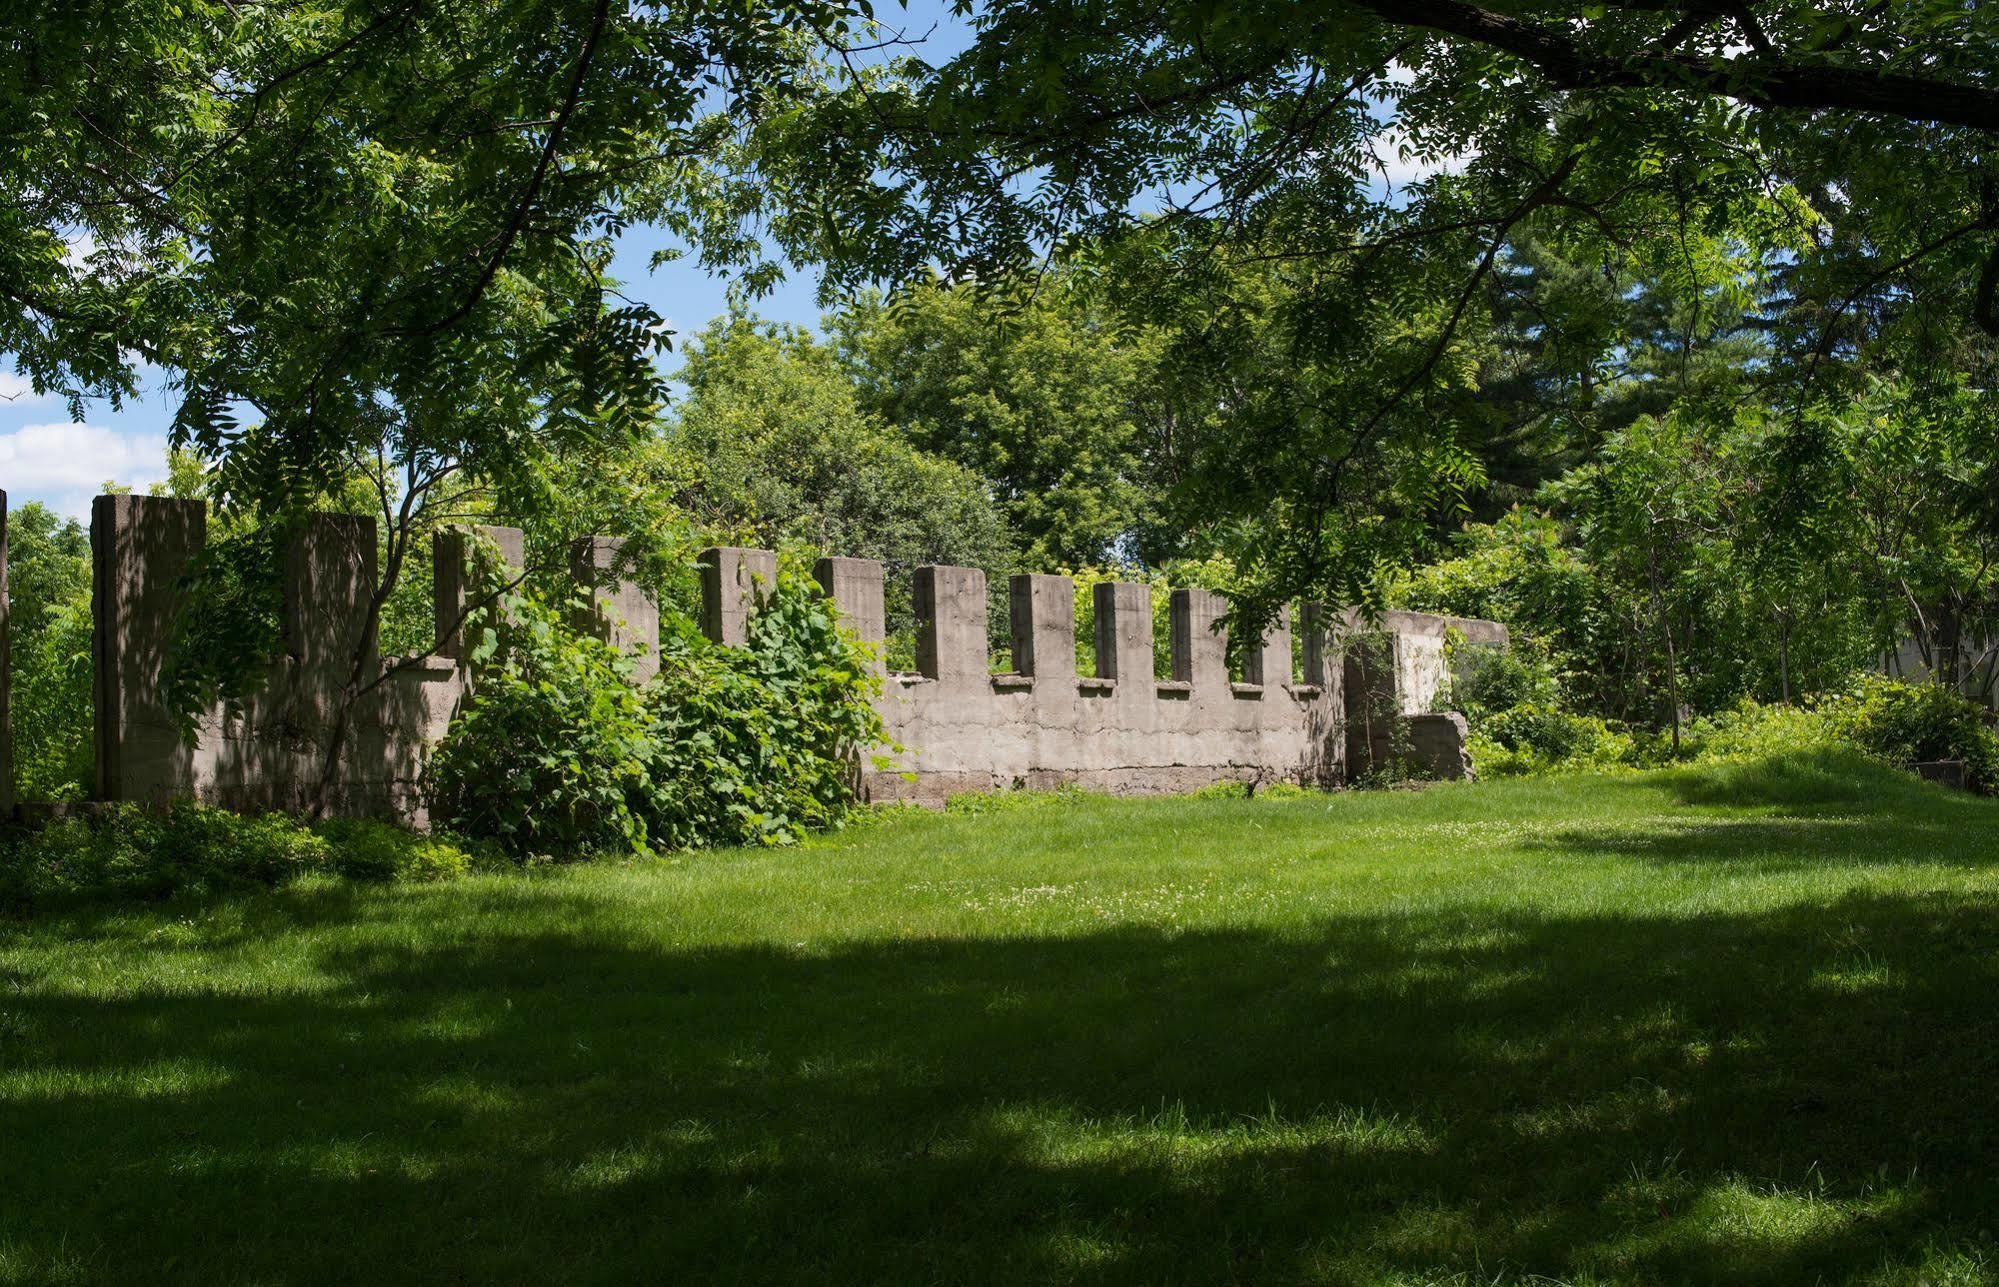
[426,557,885,859]
[6,503,94,800]
[13,0,1999,832]
[1467,676,1999,794]
[0,804,474,912]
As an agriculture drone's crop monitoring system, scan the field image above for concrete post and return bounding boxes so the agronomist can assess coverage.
[1242,606,1292,687]
[285,513,378,680]
[1009,573,1076,680]
[699,546,777,647]
[570,535,660,682]
[814,556,886,663]
[1169,587,1228,689]
[91,494,206,802]
[1093,581,1152,683]
[914,565,987,682]
[432,524,524,658]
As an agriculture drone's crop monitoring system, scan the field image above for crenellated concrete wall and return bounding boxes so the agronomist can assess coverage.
[55,497,1505,821]
[89,495,503,821]
[806,560,1349,803]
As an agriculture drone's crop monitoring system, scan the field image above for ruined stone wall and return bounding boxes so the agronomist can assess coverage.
[805,559,1351,803]
[60,496,1505,821]
[89,495,503,821]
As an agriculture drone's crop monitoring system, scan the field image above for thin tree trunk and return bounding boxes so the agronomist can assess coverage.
[1645,542,1682,754]
[1778,612,1792,704]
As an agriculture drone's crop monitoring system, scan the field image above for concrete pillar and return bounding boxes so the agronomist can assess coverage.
[1242,606,1292,687]
[914,565,987,682]
[814,556,885,660]
[1169,587,1228,689]
[285,513,378,682]
[1009,573,1075,680]
[699,546,777,647]
[432,524,524,658]
[91,494,206,801]
[570,535,660,682]
[1093,581,1152,683]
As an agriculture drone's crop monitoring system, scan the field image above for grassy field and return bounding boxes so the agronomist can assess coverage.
[3,752,1997,1285]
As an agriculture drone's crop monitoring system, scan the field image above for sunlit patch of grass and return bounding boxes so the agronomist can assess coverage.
[2,752,1995,1283]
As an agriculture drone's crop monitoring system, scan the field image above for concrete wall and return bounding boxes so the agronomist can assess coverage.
[1341,609,1509,779]
[88,496,517,821]
[805,561,1352,803]
[56,500,1506,819]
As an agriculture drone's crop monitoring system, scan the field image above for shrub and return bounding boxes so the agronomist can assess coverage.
[1468,677,1999,795]
[0,804,330,907]
[1820,675,1999,792]
[315,818,477,882]
[1440,638,1562,722]
[425,587,658,859]
[0,805,481,911]
[427,562,887,859]
[639,567,887,849]
[1681,700,1843,763]
[1473,704,1634,777]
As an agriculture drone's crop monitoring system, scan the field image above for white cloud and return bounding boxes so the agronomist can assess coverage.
[0,371,53,407]
[63,231,96,268]
[0,422,169,519]
[1369,127,1479,194]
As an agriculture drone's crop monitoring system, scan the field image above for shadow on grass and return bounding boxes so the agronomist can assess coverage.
[6,867,1999,1284]
[1517,751,1999,873]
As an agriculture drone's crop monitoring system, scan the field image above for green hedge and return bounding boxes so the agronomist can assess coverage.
[426,559,887,859]
[1469,671,1999,792]
[0,806,477,912]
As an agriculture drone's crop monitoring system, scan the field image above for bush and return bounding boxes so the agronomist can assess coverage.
[1468,676,1999,795]
[1820,675,1999,792]
[0,804,474,911]
[1680,700,1843,763]
[424,587,659,859]
[1441,638,1561,723]
[640,568,887,848]
[1473,704,1635,778]
[315,818,477,882]
[427,562,887,859]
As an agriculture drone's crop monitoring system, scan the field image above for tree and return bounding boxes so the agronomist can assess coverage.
[671,312,1018,658]
[3,0,874,809]
[831,275,1174,567]
[744,0,1999,609]
[7,504,94,800]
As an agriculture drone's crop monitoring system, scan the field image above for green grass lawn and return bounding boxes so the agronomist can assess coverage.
[4,753,1998,1284]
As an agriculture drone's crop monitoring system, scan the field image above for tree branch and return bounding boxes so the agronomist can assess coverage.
[400,0,612,338]
[1347,0,1999,134]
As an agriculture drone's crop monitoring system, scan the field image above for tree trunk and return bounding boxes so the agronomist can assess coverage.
[1646,544,1682,755]
[1778,612,1792,705]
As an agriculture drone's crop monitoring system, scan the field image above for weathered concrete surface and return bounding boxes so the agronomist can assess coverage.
[87,499,542,820]
[822,560,1352,805]
[572,536,660,682]
[1342,608,1508,779]
[1406,712,1475,781]
[92,494,208,804]
[69,500,1503,820]
[432,524,525,659]
[699,546,777,646]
